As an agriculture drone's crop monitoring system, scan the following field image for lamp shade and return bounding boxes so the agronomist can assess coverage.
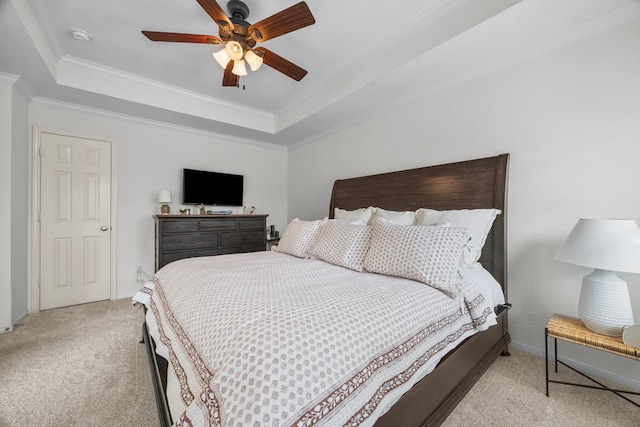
[555,218,640,273]
[213,48,231,69]
[232,59,247,76]
[158,190,172,204]
[225,40,243,61]
[245,50,263,71]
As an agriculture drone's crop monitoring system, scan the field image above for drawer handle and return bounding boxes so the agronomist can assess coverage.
[183,240,202,244]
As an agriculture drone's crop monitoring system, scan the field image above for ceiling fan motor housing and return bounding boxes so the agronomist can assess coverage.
[227,0,250,25]
[221,0,260,47]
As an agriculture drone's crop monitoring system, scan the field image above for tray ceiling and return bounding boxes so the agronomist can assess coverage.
[1,0,638,147]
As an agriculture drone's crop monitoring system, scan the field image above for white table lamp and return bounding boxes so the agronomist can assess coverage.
[158,190,172,214]
[555,218,640,336]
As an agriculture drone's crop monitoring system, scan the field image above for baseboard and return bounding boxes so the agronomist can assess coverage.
[1,310,28,334]
[511,341,640,391]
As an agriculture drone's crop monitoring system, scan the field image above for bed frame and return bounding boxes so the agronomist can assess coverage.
[143,153,510,427]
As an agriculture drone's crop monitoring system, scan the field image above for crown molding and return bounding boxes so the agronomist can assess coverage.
[56,56,276,133]
[31,96,287,151]
[0,73,19,86]
[0,72,35,101]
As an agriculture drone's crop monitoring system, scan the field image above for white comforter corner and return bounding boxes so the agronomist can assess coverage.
[132,282,154,308]
[145,251,496,427]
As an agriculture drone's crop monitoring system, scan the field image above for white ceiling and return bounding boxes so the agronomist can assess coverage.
[2,0,639,148]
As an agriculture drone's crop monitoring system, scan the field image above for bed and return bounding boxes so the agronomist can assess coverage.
[137,153,511,427]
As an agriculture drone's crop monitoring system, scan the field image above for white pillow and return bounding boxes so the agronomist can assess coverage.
[414,208,500,268]
[363,220,469,297]
[334,207,375,224]
[372,207,416,225]
[308,220,372,271]
[275,218,326,258]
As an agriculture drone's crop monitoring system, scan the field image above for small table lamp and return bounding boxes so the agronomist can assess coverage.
[555,218,640,336]
[158,190,172,214]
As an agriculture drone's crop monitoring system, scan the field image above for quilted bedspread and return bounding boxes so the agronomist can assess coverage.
[141,251,496,427]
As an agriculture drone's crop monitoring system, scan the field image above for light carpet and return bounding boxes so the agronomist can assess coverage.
[0,299,638,426]
[0,299,157,427]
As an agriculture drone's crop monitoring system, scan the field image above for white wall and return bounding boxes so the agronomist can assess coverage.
[0,79,29,331]
[288,19,640,386]
[10,85,29,325]
[0,84,13,331]
[29,103,288,299]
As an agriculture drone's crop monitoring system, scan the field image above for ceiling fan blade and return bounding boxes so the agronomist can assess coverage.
[222,61,239,87]
[142,31,222,44]
[255,47,307,81]
[197,0,234,30]
[249,2,315,42]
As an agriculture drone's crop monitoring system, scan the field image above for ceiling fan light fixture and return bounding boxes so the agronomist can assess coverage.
[232,59,247,76]
[225,40,244,61]
[213,48,231,69]
[245,50,263,71]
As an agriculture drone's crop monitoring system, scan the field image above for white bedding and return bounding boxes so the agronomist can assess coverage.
[459,266,505,308]
[135,251,498,427]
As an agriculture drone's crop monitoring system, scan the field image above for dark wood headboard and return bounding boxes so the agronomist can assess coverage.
[328,154,509,290]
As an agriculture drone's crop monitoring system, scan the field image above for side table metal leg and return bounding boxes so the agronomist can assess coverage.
[545,327,549,396]
[554,337,558,373]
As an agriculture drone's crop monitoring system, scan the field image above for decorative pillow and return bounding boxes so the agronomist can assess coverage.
[372,207,416,225]
[275,218,326,258]
[414,208,501,268]
[334,207,375,224]
[308,220,372,271]
[363,219,469,297]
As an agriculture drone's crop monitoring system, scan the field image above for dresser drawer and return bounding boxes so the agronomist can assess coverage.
[200,219,237,231]
[238,218,266,230]
[161,220,199,234]
[162,233,219,252]
[220,230,264,248]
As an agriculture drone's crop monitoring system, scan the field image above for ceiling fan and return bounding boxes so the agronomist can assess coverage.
[142,0,315,87]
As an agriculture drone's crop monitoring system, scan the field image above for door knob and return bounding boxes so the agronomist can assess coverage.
[100,226,108,231]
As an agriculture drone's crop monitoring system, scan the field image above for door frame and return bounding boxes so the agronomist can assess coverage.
[31,127,118,313]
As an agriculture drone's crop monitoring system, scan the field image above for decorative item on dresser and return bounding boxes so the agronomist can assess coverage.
[555,218,640,336]
[157,190,172,214]
[154,214,268,271]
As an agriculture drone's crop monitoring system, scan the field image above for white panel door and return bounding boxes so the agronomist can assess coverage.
[39,132,112,310]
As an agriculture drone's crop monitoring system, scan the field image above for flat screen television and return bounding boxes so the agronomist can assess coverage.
[182,168,244,206]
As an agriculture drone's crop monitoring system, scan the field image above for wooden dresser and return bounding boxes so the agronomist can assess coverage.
[154,214,268,271]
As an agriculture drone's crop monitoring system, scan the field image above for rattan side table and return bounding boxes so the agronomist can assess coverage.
[545,314,640,406]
